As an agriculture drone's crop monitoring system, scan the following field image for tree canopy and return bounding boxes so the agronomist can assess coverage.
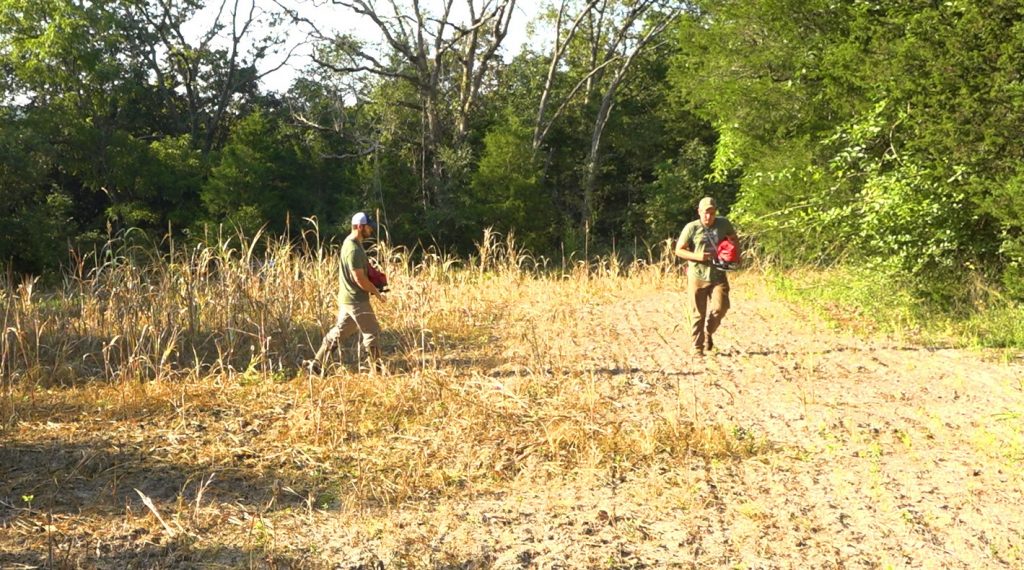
[2,0,1023,306]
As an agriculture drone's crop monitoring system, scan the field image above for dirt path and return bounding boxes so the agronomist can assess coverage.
[602,275,1024,568]
[2,272,1022,569]
[370,273,1024,569]
[527,274,1024,568]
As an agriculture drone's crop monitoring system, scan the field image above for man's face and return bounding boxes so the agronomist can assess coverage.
[359,224,374,239]
[700,206,717,227]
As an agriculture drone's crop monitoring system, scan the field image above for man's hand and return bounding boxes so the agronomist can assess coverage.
[674,245,711,263]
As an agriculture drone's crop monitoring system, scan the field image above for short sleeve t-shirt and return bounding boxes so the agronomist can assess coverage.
[678,217,735,283]
[339,236,369,304]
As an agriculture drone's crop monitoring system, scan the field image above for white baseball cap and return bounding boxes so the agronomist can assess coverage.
[351,212,377,229]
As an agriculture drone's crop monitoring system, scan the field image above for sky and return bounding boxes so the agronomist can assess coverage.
[188,0,544,94]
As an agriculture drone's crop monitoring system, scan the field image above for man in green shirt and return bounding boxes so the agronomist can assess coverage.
[674,197,739,356]
[310,212,387,373]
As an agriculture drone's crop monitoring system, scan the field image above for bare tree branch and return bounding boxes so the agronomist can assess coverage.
[580,2,680,226]
[141,0,289,153]
[533,0,602,151]
[297,0,517,207]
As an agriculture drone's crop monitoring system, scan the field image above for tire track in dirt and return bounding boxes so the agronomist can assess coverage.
[297,273,1023,569]
[621,292,686,376]
[594,273,1024,568]
[298,271,1022,570]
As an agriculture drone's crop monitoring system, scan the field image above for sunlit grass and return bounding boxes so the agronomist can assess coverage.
[3,225,1021,568]
[769,265,1024,350]
[0,224,765,556]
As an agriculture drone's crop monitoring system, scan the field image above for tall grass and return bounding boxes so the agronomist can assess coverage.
[0,225,786,570]
[1,225,765,505]
[4,226,311,390]
[0,227,684,375]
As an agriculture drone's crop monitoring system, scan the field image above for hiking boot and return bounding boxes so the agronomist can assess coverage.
[692,346,705,358]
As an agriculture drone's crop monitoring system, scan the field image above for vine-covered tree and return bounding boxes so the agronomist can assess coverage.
[672,0,1024,301]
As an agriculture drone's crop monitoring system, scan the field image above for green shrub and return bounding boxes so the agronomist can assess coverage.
[772,265,1024,349]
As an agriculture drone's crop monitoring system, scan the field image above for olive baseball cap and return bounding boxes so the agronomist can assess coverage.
[698,197,717,212]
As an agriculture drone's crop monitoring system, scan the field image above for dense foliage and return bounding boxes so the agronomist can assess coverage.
[674,0,1024,304]
[2,0,1023,313]
[0,0,702,269]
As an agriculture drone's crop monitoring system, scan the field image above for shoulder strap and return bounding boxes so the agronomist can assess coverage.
[683,221,699,249]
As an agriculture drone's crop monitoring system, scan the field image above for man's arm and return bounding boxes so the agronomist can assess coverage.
[675,231,711,263]
[352,267,386,301]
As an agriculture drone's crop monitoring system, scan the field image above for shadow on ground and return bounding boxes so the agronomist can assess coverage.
[0,435,313,522]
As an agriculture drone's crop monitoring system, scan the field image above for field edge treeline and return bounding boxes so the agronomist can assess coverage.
[2,0,1023,346]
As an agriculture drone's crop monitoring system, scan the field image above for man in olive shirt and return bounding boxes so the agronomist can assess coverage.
[675,197,739,356]
[310,212,387,373]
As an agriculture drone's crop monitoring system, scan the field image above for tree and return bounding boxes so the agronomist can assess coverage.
[0,0,169,233]
[287,0,517,215]
[201,106,350,235]
[0,0,296,272]
[138,0,294,154]
[469,111,554,251]
[671,0,1024,302]
[525,0,680,235]
[0,112,73,274]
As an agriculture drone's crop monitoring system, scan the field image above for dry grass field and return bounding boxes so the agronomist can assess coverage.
[2,230,1023,569]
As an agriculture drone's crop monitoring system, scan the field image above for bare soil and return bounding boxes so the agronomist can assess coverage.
[2,273,1023,568]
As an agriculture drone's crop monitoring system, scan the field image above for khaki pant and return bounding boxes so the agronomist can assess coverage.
[314,301,381,367]
[688,276,730,350]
